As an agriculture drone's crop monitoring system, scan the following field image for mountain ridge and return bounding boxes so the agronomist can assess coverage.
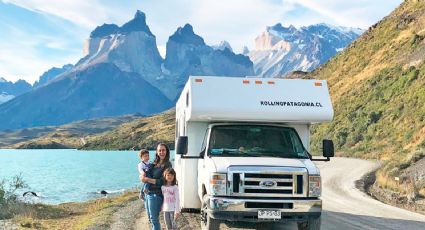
[0,11,254,130]
[249,23,362,78]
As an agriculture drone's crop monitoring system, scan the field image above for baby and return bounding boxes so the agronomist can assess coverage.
[138,149,153,200]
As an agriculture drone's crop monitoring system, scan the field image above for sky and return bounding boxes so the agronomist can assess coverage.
[0,0,403,84]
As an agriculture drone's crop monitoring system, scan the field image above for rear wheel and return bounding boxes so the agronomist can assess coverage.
[297,216,321,230]
[200,195,220,230]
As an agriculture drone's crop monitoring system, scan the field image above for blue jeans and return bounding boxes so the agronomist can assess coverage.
[144,199,150,224]
[145,193,163,230]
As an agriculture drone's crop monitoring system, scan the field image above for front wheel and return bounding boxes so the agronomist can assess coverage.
[297,216,321,230]
[200,195,220,230]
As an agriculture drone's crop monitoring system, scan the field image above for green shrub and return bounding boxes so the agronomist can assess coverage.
[0,174,28,219]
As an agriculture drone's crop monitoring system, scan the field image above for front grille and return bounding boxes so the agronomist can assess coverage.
[245,173,292,179]
[245,202,293,209]
[229,167,307,197]
[245,189,293,194]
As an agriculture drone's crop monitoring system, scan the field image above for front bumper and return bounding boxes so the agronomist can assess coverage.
[206,196,322,222]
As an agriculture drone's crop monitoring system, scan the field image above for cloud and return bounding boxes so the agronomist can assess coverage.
[0,40,81,84]
[187,0,296,52]
[137,0,402,52]
[0,0,404,83]
[2,0,107,29]
[0,1,86,83]
[282,0,403,28]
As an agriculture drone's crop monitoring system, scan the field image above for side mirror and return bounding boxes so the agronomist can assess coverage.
[323,139,334,158]
[176,136,188,155]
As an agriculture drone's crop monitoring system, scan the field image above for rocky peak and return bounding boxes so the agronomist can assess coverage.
[268,23,297,33]
[120,10,153,36]
[249,22,361,77]
[242,46,249,55]
[34,64,74,88]
[212,40,233,52]
[90,23,119,38]
[89,10,154,38]
[0,78,32,97]
[169,24,205,45]
[304,23,364,36]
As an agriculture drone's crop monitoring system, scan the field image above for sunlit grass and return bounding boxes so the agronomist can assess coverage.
[13,191,138,230]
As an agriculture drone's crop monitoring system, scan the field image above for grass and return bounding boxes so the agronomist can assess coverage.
[13,191,139,230]
[308,0,425,197]
[81,109,175,150]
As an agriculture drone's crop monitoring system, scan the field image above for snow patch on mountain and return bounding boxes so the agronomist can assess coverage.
[0,92,14,104]
[249,23,363,78]
[212,40,233,52]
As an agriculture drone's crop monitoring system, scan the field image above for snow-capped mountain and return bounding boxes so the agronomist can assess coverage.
[249,23,363,77]
[78,12,252,100]
[212,40,233,52]
[0,11,253,130]
[0,78,32,104]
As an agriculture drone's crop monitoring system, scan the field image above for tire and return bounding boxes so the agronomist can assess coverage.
[200,195,220,230]
[297,216,321,230]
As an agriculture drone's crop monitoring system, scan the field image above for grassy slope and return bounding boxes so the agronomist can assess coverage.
[309,0,425,195]
[13,192,138,230]
[81,109,175,150]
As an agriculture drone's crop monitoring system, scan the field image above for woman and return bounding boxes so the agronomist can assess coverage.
[140,143,172,230]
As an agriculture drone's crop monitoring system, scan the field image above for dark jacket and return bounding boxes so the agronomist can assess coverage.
[147,161,172,195]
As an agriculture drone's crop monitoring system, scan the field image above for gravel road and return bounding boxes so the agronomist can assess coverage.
[319,157,425,230]
[132,157,425,230]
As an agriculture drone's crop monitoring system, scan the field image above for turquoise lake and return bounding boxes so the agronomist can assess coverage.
[0,149,174,204]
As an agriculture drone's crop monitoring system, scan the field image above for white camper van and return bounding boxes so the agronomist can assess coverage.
[174,76,334,230]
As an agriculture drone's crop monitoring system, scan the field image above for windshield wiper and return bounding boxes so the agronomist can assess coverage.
[246,151,309,159]
[268,153,309,159]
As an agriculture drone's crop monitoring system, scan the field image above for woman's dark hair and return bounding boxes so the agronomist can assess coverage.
[163,168,177,186]
[153,143,170,165]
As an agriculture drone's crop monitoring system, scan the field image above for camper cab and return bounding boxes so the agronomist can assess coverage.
[174,76,334,230]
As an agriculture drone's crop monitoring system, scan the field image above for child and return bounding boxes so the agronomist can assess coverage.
[161,168,180,230]
[138,149,153,200]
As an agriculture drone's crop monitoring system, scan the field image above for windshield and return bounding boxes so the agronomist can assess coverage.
[208,125,309,159]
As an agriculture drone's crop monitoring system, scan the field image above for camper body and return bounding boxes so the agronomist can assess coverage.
[174,76,334,230]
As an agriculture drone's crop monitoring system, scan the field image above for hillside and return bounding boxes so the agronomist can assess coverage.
[0,115,140,149]
[309,0,425,197]
[81,109,175,150]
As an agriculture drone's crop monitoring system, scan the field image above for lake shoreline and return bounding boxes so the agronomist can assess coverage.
[0,149,158,204]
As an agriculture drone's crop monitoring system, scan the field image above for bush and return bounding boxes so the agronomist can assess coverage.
[0,174,28,219]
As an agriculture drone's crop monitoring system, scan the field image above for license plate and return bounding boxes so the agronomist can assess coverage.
[258,210,281,219]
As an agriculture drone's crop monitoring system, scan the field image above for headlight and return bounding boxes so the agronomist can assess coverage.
[309,176,321,197]
[210,173,227,196]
